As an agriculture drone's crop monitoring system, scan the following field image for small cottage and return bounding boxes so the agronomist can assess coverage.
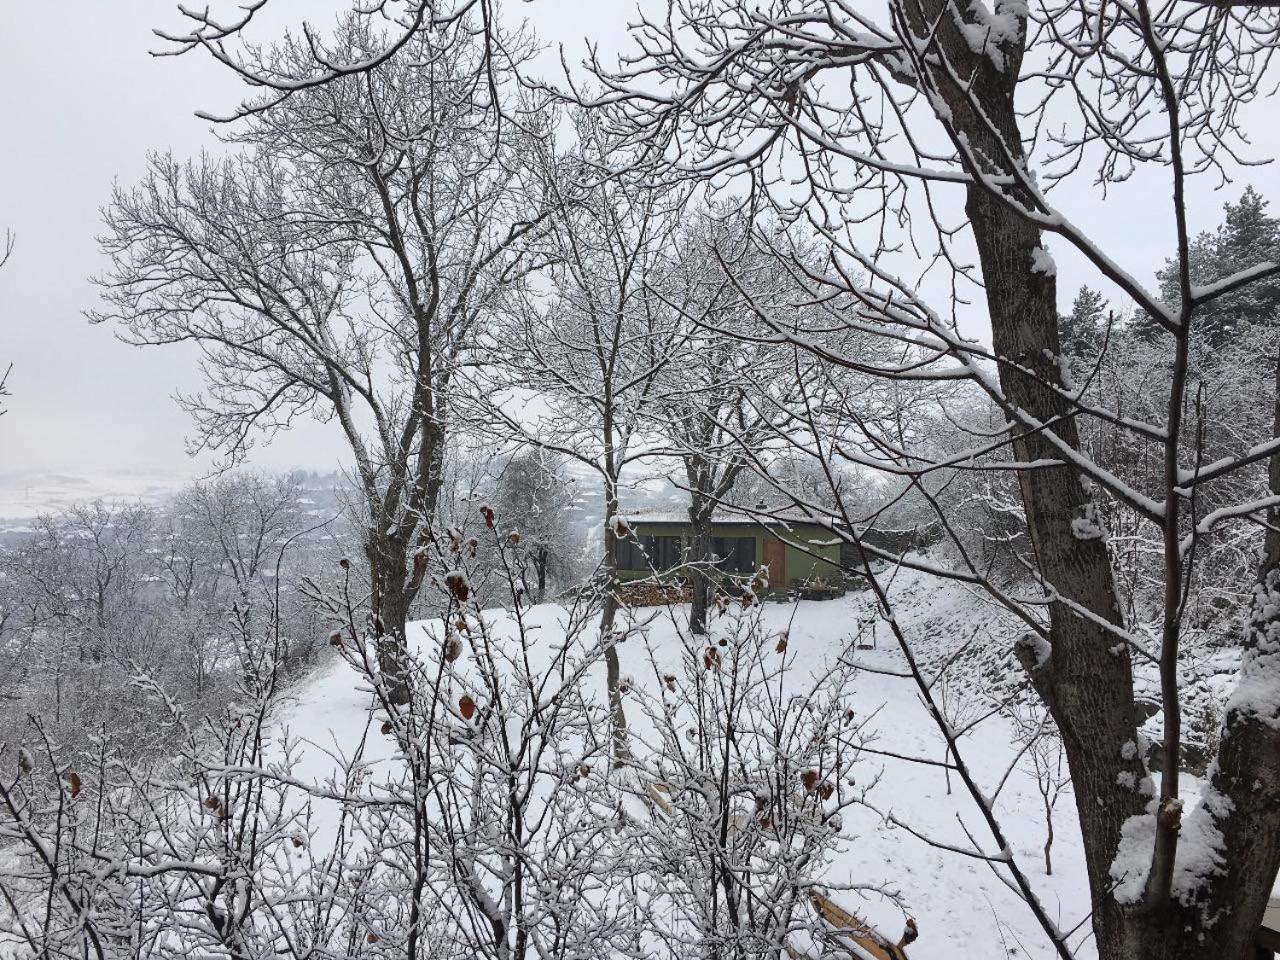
[617,508,844,597]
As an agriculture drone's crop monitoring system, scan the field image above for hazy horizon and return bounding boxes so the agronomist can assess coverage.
[0,1,625,497]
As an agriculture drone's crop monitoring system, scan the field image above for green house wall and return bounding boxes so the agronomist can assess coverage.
[618,521,842,588]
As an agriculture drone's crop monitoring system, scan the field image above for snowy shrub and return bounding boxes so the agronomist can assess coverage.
[624,605,874,956]
[0,506,900,960]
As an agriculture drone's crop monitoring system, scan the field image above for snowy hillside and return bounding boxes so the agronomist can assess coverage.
[278,566,1106,958]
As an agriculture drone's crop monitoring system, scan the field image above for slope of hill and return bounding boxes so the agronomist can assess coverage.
[277,564,1126,958]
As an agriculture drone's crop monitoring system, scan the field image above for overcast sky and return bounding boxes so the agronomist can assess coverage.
[0,1,1275,502]
[0,1,619,492]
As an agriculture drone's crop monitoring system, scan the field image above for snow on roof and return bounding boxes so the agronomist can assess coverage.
[626,507,837,527]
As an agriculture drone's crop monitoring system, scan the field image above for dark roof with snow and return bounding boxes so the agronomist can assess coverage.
[626,507,838,527]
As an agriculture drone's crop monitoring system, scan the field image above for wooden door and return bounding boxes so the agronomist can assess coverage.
[762,536,785,589]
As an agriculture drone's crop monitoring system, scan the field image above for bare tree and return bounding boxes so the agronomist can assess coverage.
[1,502,156,737]
[0,509,652,960]
[178,473,304,606]
[627,600,882,957]
[1006,703,1071,876]
[64,0,1280,953]
[165,471,325,679]
[0,499,899,960]
[481,115,691,765]
[588,1,1280,957]
[488,448,578,602]
[95,16,556,703]
[646,209,812,633]
[156,1,486,122]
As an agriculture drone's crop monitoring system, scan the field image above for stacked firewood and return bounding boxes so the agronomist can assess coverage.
[619,582,693,607]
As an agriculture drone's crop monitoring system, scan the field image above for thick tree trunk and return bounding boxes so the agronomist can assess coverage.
[897,2,1280,955]
[366,532,413,706]
[1176,344,1280,958]
[967,186,1148,948]
[688,503,714,635]
[893,2,1155,954]
[971,178,1280,960]
[362,418,444,708]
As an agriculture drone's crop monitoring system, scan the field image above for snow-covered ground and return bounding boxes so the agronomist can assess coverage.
[0,468,193,521]
[277,565,1117,958]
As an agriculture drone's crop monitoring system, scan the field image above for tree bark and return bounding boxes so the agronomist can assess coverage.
[366,531,413,706]
[895,2,1153,953]
[1174,340,1280,959]
[899,1,1280,954]
[688,498,714,635]
[969,184,1148,939]
[362,416,445,708]
[601,495,632,768]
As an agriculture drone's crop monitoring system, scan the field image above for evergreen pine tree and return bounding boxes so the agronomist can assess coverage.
[1135,186,1280,343]
[1060,285,1107,358]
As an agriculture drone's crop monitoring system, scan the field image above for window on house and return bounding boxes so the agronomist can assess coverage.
[652,535,682,571]
[616,535,647,571]
[617,534,683,571]
[711,536,756,573]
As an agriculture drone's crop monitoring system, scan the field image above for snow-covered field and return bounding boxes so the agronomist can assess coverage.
[278,567,1106,959]
[0,468,192,521]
